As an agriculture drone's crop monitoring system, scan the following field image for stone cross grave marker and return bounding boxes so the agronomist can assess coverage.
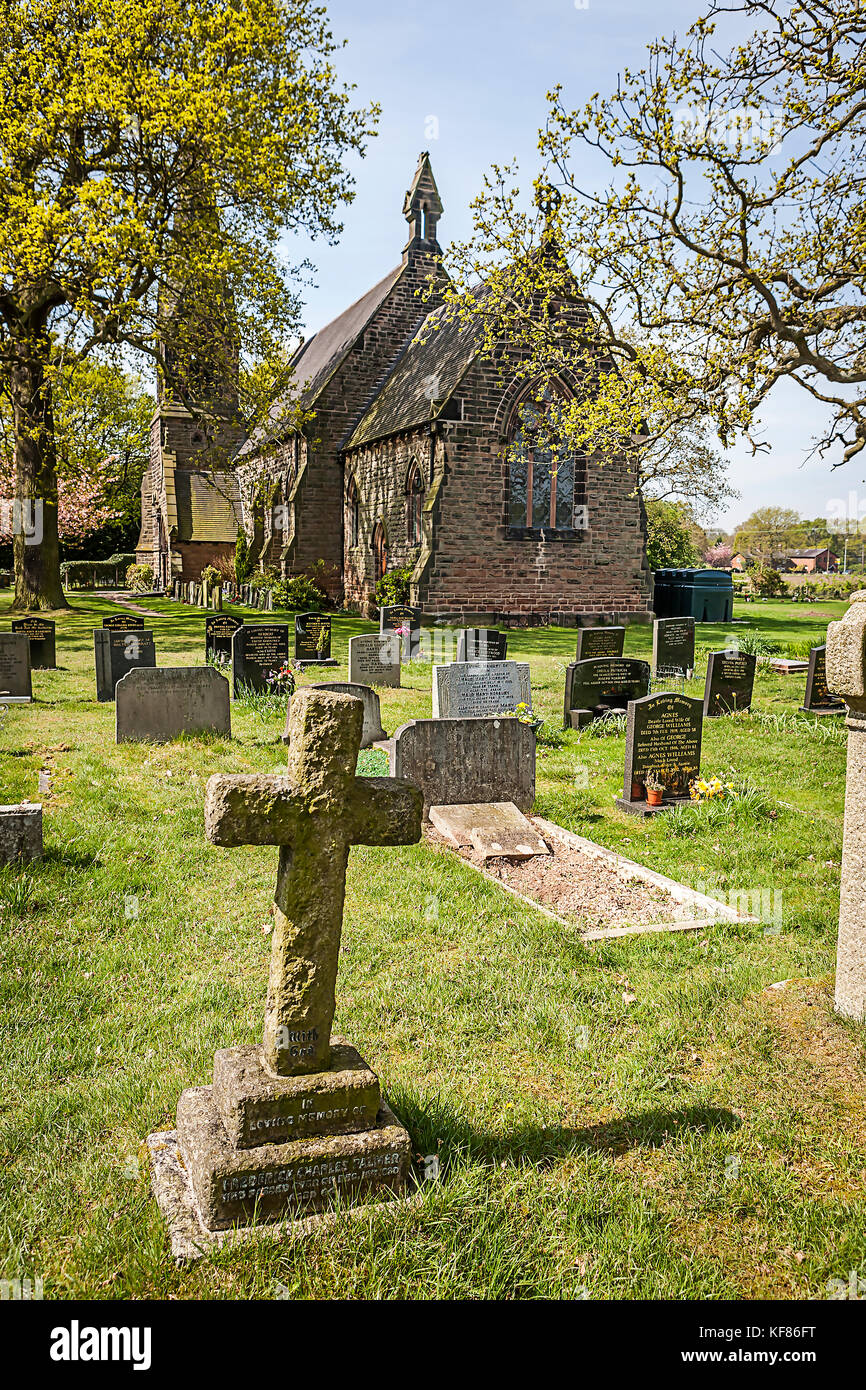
[0,633,32,702]
[827,593,866,1019]
[703,649,756,716]
[563,657,650,729]
[380,604,421,662]
[205,613,242,666]
[575,625,625,662]
[652,617,695,678]
[433,659,531,719]
[348,633,401,688]
[801,644,844,715]
[456,628,508,662]
[11,617,56,670]
[156,690,423,1234]
[294,611,337,667]
[616,692,704,816]
[231,623,289,697]
[93,629,155,702]
[102,613,145,630]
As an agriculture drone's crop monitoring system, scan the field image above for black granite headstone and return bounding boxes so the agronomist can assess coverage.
[616,692,704,815]
[102,614,145,630]
[11,617,56,670]
[563,657,651,729]
[93,629,156,702]
[294,612,336,666]
[456,628,508,662]
[379,605,421,661]
[652,617,695,677]
[232,623,289,696]
[801,644,845,715]
[703,649,757,717]
[206,614,243,666]
[575,626,625,662]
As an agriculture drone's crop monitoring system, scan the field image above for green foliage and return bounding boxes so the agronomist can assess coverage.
[235,533,252,586]
[61,557,135,588]
[746,564,786,598]
[271,575,327,610]
[645,499,701,570]
[791,576,862,602]
[248,568,277,591]
[374,566,413,607]
[125,563,154,592]
[200,566,221,590]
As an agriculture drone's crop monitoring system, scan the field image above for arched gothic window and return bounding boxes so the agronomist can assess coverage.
[406,462,424,545]
[346,475,360,548]
[372,522,388,581]
[507,383,584,532]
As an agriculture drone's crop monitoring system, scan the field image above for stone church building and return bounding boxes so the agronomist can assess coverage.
[137,153,651,623]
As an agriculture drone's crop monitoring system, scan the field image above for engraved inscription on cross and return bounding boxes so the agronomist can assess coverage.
[204,689,422,1076]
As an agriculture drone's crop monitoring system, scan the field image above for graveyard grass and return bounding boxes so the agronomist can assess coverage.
[2,591,865,1300]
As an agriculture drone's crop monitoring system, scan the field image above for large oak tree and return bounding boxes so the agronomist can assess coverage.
[0,0,377,609]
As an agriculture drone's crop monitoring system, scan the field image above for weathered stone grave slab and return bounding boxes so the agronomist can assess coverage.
[429,802,550,859]
[0,803,42,863]
[93,629,155,702]
[563,657,650,729]
[827,593,866,1019]
[116,667,231,743]
[285,682,385,750]
[102,613,145,630]
[801,644,844,715]
[149,690,422,1245]
[456,628,508,662]
[379,604,421,661]
[652,617,695,677]
[703,649,756,716]
[348,633,401,688]
[575,625,625,662]
[390,716,536,817]
[295,611,337,667]
[0,633,32,702]
[433,659,531,718]
[205,613,242,666]
[11,617,56,670]
[231,623,289,696]
[616,692,704,815]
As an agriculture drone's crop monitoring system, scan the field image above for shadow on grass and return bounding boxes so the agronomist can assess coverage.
[390,1086,741,1176]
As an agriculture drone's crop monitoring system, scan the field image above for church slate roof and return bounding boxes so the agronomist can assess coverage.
[346,298,485,450]
[238,263,404,455]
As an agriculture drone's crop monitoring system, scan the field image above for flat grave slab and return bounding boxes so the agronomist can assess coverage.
[428,802,550,860]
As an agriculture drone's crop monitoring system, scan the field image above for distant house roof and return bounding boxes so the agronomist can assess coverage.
[238,264,404,456]
[346,297,485,450]
[169,466,241,543]
[788,547,837,558]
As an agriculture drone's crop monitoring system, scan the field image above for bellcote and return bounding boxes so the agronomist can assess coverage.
[403,151,443,255]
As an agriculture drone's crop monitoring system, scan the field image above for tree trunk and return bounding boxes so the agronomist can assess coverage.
[9,315,69,611]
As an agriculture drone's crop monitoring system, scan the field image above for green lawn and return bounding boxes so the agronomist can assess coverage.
[1,590,864,1300]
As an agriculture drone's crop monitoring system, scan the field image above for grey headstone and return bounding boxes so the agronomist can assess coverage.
[0,803,42,863]
[703,649,756,716]
[348,633,401,688]
[390,717,536,819]
[11,617,56,669]
[284,682,386,750]
[0,633,32,702]
[116,667,231,743]
[94,629,156,701]
[563,657,650,729]
[432,660,531,718]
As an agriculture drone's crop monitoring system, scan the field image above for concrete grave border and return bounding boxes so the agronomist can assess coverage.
[431,813,758,942]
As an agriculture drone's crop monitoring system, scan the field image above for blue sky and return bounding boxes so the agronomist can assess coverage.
[285,0,860,533]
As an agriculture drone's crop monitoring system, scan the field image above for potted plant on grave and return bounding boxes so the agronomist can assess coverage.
[644,770,665,807]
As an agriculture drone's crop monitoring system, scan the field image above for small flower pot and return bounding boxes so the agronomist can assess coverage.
[646,787,664,807]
